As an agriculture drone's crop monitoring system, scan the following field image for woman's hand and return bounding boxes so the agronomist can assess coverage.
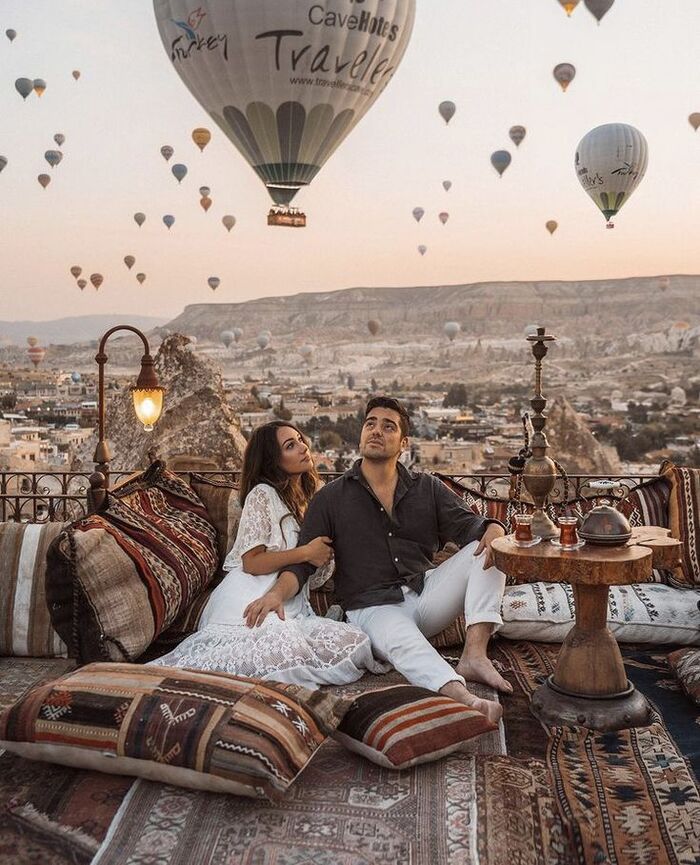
[244,590,285,628]
[303,536,334,567]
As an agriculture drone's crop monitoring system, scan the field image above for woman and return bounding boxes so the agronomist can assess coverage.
[152,421,387,687]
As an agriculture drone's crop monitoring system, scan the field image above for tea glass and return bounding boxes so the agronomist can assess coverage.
[514,513,534,543]
[557,516,579,548]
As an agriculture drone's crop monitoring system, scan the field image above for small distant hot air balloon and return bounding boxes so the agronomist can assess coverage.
[53,133,65,147]
[557,0,581,16]
[442,180,452,192]
[37,173,51,189]
[27,336,38,348]
[200,196,212,212]
[439,101,456,125]
[192,128,211,151]
[72,70,81,81]
[658,276,670,293]
[199,186,211,197]
[232,327,243,343]
[70,265,82,279]
[6,29,16,42]
[136,272,146,284]
[90,273,103,290]
[438,212,449,225]
[418,245,427,256]
[553,63,576,92]
[124,255,135,270]
[523,324,540,338]
[444,321,460,342]
[509,125,527,147]
[163,214,175,229]
[688,113,700,132]
[0,156,6,174]
[367,320,380,336]
[171,163,187,183]
[160,145,174,162]
[546,220,559,235]
[15,78,33,100]
[71,371,81,383]
[491,150,512,176]
[256,333,270,350]
[300,344,314,363]
[45,150,63,168]
[222,214,236,232]
[575,123,648,227]
[221,330,235,348]
[77,278,87,290]
[134,212,146,227]
[208,276,220,291]
[584,0,614,22]
[27,345,46,368]
[412,207,425,223]
[33,79,47,97]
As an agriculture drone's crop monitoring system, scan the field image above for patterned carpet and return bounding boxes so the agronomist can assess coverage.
[1,643,699,865]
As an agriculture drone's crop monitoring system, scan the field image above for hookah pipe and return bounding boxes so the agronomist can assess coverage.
[509,413,571,515]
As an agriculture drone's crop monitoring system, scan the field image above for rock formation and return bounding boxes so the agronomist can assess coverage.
[543,396,621,476]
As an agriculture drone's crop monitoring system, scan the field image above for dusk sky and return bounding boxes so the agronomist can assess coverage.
[1,0,699,322]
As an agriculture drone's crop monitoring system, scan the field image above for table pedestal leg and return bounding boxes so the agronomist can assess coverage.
[530,583,653,731]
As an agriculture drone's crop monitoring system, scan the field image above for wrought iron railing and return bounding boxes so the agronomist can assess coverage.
[0,469,657,523]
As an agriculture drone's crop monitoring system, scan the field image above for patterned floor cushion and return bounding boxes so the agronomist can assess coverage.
[0,522,68,657]
[661,462,700,588]
[667,648,700,706]
[0,663,351,800]
[189,473,242,565]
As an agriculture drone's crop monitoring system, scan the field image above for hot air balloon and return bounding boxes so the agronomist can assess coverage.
[523,324,540,338]
[208,276,220,290]
[72,70,81,81]
[53,133,65,147]
[256,333,270,350]
[70,265,82,279]
[77,278,87,290]
[45,150,63,168]
[491,150,512,176]
[124,255,136,270]
[0,156,6,174]
[6,29,16,42]
[575,123,648,227]
[37,174,51,189]
[27,346,46,368]
[689,113,700,132]
[71,371,81,383]
[509,125,526,147]
[199,185,210,197]
[163,214,175,229]
[444,321,460,342]
[557,0,580,16]
[418,245,427,256]
[136,272,146,284]
[300,344,314,363]
[15,78,33,100]
[439,101,456,124]
[200,196,212,212]
[439,212,449,225]
[90,273,103,290]
[27,336,38,348]
[545,220,559,235]
[221,330,235,348]
[153,0,416,218]
[367,320,380,336]
[160,145,174,161]
[171,163,187,183]
[659,276,670,293]
[232,327,243,342]
[442,180,452,192]
[192,127,211,151]
[222,214,236,232]
[553,63,576,92]
[584,0,614,22]
[33,79,47,97]
[134,212,146,227]
[412,207,425,223]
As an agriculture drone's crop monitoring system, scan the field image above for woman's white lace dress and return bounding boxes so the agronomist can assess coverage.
[151,483,387,688]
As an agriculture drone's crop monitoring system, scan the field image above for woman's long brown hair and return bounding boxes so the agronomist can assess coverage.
[239,421,320,525]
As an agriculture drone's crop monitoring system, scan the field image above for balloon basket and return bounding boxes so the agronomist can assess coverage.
[267,208,306,228]
[606,222,615,229]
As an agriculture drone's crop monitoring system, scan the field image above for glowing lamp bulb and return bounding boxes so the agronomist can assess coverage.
[131,387,164,432]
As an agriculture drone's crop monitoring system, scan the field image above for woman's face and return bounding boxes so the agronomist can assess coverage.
[276,426,312,476]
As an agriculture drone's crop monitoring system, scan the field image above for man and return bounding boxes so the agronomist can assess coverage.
[244,396,511,722]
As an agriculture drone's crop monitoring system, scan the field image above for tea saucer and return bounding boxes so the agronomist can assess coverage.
[507,535,542,548]
[550,538,586,551]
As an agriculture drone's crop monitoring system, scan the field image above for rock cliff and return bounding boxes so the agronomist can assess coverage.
[543,396,621,476]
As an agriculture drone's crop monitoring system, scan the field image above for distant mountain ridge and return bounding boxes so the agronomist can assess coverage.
[0,315,169,346]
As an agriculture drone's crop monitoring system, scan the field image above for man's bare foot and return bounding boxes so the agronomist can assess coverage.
[456,656,514,694]
[439,681,503,725]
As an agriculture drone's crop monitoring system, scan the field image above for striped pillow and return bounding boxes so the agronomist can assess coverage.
[0,522,68,657]
[189,474,242,564]
[617,475,673,583]
[661,462,700,587]
[333,685,496,769]
[0,662,351,800]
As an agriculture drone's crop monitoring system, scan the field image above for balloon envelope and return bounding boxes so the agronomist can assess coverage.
[412,207,424,223]
[90,273,103,290]
[553,63,576,91]
[72,70,81,80]
[199,185,210,197]
[545,220,558,235]
[490,150,512,176]
[45,150,63,168]
[70,265,81,278]
[33,79,46,97]
[442,180,452,192]
[160,145,174,161]
[6,29,16,42]
[439,101,456,124]
[575,123,649,225]
[124,255,136,269]
[557,0,581,15]
[53,133,65,147]
[27,346,46,367]
[418,245,427,256]
[163,214,175,229]
[584,0,614,21]
[37,173,51,188]
[439,211,449,225]
[220,330,234,348]
[509,125,526,147]
[200,196,212,212]
[444,321,460,341]
[192,127,211,151]
[134,212,146,226]
[208,276,220,290]
[71,371,81,383]
[77,278,87,290]
[222,214,236,231]
[232,327,243,342]
[367,319,380,336]
[256,333,270,350]
[136,272,146,284]
[153,0,416,207]
[15,78,33,99]
[0,156,6,173]
[689,113,700,132]
[300,344,314,360]
[171,163,187,183]
[26,336,38,347]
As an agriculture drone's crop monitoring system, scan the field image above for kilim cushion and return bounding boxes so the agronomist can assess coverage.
[189,473,242,564]
[0,662,351,800]
[332,685,496,769]
[46,463,219,663]
[667,647,700,706]
[660,462,700,587]
[0,522,68,657]
[616,475,673,583]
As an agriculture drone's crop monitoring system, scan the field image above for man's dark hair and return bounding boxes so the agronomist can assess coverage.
[364,396,410,438]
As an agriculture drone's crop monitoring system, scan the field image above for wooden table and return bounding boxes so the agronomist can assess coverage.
[492,527,682,731]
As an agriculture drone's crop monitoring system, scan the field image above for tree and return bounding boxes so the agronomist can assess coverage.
[319,430,343,449]
[443,383,468,407]
[347,374,355,390]
[370,378,378,393]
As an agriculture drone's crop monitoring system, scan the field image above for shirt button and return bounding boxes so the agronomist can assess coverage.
[394,557,398,562]
[380,507,384,512]
[388,532,393,537]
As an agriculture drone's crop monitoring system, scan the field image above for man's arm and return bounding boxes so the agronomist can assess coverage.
[282,488,334,593]
[433,476,506,549]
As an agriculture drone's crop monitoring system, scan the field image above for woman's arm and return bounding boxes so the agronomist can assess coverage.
[241,544,312,576]
[244,572,301,628]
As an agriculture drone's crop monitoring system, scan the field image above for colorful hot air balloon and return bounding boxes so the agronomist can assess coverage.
[160,145,174,161]
[134,212,146,227]
[438,211,449,225]
[171,163,187,183]
[491,150,512,176]
[45,150,63,168]
[70,265,82,278]
[124,255,136,270]
[412,207,425,223]
[153,0,416,215]
[192,127,211,151]
[367,320,380,336]
[136,272,146,284]
[584,0,614,22]
[442,180,452,192]
[15,78,33,100]
[33,79,47,97]
[439,101,456,124]
[222,214,236,232]
[553,63,576,92]
[444,321,460,342]
[418,245,427,256]
[256,333,270,350]
[90,273,103,290]
[199,185,210,197]
[77,278,87,290]
[6,29,17,42]
[575,123,649,227]
[26,336,38,348]
[72,70,81,81]
[163,214,175,229]
[689,113,700,132]
[509,125,526,147]
[221,330,235,348]
[0,156,6,174]
[557,0,581,16]
[53,133,65,147]
[208,276,220,290]
[37,173,51,189]
[545,220,559,235]
[27,346,46,368]
[200,196,212,212]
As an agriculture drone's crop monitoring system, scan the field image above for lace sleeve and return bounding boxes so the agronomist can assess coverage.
[231,485,274,558]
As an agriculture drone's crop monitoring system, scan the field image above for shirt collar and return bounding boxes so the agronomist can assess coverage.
[347,458,418,488]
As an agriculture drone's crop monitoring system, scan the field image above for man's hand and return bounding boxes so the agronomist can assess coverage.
[244,590,285,628]
[475,523,506,570]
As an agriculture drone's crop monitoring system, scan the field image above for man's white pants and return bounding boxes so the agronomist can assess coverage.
[346,541,505,693]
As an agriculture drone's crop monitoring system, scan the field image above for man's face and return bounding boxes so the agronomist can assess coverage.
[359,407,408,462]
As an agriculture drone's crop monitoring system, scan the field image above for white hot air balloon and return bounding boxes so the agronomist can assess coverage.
[220,330,235,348]
[444,321,460,342]
[575,123,648,227]
[153,1,416,220]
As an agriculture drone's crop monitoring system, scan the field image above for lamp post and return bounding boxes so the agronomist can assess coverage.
[90,326,164,508]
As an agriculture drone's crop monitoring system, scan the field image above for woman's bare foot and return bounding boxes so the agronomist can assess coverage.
[440,681,503,725]
[456,656,513,694]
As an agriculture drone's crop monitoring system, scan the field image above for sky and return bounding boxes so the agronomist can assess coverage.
[1,0,699,322]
